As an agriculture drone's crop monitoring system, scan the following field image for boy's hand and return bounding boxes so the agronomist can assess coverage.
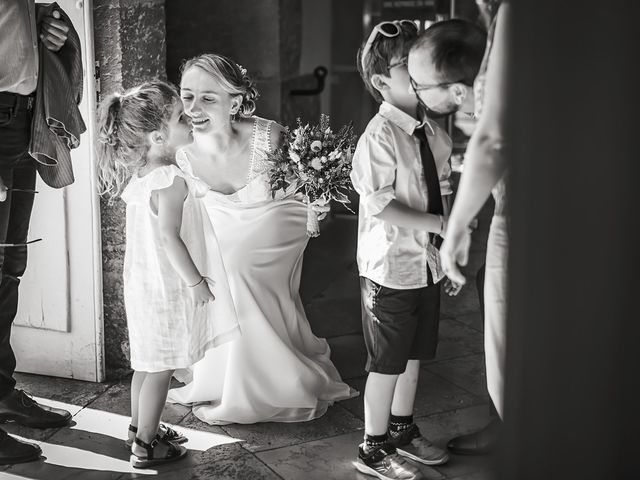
[41,10,69,52]
[444,278,463,296]
[190,278,215,306]
[0,176,7,202]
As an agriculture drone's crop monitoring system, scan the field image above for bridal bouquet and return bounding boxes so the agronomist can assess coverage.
[267,114,356,237]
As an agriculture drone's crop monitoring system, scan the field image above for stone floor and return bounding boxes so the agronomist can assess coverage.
[0,214,495,480]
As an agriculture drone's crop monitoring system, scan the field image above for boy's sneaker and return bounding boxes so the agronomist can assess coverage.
[356,442,425,480]
[389,424,449,465]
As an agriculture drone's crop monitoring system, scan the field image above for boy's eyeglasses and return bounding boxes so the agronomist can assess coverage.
[361,20,418,72]
[409,76,469,92]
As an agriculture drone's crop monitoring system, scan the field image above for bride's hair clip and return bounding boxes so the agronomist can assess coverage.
[236,63,248,76]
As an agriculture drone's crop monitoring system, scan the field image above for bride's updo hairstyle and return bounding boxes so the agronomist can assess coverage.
[181,53,259,118]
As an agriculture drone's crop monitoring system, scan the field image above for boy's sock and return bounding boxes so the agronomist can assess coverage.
[362,433,388,454]
[388,414,414,437]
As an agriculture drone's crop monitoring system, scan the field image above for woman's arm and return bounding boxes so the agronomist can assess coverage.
[447,4,510,231]
[441,4,510,284]
[156,177,214,305]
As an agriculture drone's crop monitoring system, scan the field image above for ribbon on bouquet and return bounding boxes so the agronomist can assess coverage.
[306,196,331,237]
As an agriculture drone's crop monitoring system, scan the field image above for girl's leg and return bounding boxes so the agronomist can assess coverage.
[132,370,174,457]
[129,371,146,443]
[390,359,420,416]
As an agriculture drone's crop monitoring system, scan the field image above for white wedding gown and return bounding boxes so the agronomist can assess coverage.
[168,117,355,424]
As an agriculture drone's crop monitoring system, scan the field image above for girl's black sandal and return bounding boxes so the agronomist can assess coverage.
[130,435,187,468]
[125,424,188,448]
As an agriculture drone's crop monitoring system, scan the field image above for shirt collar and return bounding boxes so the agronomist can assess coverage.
[379,101,436,137]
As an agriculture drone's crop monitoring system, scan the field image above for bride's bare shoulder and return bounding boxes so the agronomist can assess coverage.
[268,121,286,150]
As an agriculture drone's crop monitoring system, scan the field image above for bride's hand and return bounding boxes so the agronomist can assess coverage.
[310,199,331,221]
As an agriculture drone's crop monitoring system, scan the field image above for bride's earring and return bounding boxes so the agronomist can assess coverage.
[230,105,240,122]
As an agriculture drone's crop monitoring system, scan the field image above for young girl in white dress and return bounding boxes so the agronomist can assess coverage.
[96,80,239,468]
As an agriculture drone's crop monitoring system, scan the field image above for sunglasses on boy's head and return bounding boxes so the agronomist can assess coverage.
[361,20,418,72]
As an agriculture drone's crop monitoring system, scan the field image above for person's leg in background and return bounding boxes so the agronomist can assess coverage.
[0,93,71,465]
[0,93,42,465]
[446,196,502,455]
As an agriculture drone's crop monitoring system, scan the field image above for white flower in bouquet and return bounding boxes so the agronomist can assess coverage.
[311,157,323,171]
[310,140,323,152]
[289,151,301,163]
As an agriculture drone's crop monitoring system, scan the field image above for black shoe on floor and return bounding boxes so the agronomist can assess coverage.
[0,429,42,465]
[0,389,71,429]
[447,418,501,456]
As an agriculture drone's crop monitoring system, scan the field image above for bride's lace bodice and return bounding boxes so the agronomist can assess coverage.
[176,117,282,206]
[247,116,272,183]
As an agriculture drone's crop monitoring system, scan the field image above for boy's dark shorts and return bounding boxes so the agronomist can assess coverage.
[360,277,441,375]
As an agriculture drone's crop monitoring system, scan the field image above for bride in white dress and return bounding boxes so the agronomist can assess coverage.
[167,54,355,424]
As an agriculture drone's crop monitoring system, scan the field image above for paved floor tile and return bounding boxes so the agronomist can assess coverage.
[118,452,281,480]
[14,373,112,408]
[452,312,484,333]
[441,280,481,318]
[436,319,485,361]
[177,412,248,460]
[447,471,496,480]
[425,354,489,397]
[219,404,363,453]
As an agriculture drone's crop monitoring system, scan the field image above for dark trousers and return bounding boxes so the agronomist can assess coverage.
[0,92,37,398]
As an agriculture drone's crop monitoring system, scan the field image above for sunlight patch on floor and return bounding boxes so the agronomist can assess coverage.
[2,397,244,477]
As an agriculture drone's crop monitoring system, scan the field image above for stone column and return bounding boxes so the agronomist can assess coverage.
[93,0,167,377]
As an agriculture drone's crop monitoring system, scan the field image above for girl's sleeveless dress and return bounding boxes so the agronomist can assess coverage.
[167,117,355,424]
[121,164,240,372]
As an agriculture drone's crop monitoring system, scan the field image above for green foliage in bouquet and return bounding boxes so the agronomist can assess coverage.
[267,114,356,215]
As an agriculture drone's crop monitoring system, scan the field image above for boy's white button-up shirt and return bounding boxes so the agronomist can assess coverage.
[351,101,453,290]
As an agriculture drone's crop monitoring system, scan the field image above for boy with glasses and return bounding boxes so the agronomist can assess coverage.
[407,18,502,456]
[352,19,455,480]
